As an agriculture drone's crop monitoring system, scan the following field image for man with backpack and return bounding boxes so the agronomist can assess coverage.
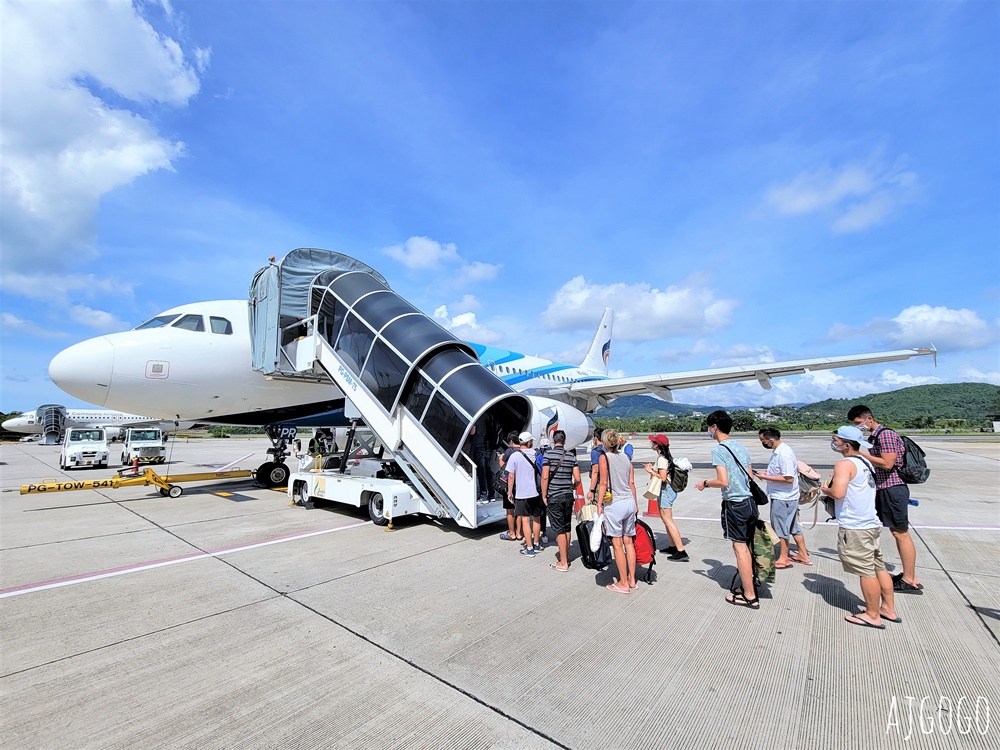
[507,431,542,557]
[541,430,582,571]
[848,405,923,593]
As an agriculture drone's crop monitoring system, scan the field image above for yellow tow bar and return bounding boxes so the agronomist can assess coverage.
[20,467,254,497]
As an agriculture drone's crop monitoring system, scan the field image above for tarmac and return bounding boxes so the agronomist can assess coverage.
[1,434,998,749]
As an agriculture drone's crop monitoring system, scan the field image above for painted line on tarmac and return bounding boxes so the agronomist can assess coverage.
[643,513,1000,531]
[0,520,370,599]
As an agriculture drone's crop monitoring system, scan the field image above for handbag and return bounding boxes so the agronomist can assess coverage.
[720,444,769,506]
[643,474,662,501]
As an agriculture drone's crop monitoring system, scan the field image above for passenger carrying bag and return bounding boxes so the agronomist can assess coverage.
[720,444,768,506]
[871,429,930,484]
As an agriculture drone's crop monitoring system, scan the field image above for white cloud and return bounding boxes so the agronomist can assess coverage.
[0,313,69,339]
[826,304,998,352]
[68,305,129,332]
[681,367,943,408]
[450,294,481,313]
[0,0,205,271]
[709,345,777,368]
[0,271,136,302]
[961,368,1000,385]
[383,237,501,285]
[433,305,505,345]
[765,156,918,234]
[542,275,737,340]
[384,237,460,269]
[456,260,502,284]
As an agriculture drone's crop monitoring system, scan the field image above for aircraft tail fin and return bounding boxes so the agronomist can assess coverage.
[579,308,614,375]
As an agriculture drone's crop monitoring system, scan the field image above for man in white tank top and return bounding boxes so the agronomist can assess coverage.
[821,426,899,630]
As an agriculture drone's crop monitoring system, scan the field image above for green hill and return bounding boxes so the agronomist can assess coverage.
[793,382,999,424]
[594,383,999,431]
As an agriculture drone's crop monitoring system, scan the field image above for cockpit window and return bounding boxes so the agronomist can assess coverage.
[172,314,205,332]
[209,316,233,335]
[134,314,180,330]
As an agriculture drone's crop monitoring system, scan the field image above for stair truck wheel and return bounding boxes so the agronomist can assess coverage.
[368,492,388,525]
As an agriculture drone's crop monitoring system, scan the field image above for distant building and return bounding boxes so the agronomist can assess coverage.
[990,415,1000,433]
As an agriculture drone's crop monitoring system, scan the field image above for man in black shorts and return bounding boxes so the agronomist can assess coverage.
[541,430,582,571]
[498,431,521,542]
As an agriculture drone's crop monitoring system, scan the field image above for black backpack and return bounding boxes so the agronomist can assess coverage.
[873,430,930,485]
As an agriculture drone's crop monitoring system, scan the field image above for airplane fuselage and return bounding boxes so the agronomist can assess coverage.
[47,300,607,425]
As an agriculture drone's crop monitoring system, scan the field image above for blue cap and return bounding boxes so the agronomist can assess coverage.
[835,425,872,449]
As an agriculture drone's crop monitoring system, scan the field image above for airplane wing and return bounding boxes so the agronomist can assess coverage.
[566,346,937,403]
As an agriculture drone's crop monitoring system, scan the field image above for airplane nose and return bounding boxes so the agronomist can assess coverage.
[49,337,115,406]
[1,418,21,431]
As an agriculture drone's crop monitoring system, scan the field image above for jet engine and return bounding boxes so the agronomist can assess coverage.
[524,396,594,450]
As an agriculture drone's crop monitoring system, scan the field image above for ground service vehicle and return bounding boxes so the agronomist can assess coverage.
[121,428,166,465]
[60,428,110,470]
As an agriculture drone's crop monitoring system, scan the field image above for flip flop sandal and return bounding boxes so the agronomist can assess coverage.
[606,583,630,594]
[789,557,813,566]
[845,614,885,629]
[549,563,569,572]
[856,605,902,623]
[775,562,794,569]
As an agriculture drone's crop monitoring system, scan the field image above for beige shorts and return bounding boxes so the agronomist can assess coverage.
[837,527,886,578]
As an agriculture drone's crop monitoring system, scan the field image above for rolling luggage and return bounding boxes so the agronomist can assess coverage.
[576,519,613,570]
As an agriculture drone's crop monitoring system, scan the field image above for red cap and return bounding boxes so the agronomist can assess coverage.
[649,434,670,446]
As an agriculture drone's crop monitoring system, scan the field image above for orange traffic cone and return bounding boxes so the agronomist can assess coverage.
[132,456,140,475]
[573,483,585,513]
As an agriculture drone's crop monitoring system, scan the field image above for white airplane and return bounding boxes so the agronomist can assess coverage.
[2,407,198,442]
[47,290,935,485]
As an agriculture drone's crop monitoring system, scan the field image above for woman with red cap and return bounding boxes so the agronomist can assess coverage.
[645,435,688,561]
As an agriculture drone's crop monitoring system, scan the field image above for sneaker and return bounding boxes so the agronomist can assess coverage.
[667,549,689,562]
[659,545,678,555]
[520,547,536,557]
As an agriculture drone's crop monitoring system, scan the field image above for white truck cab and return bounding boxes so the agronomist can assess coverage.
[60,428,110,470]
[121,427,166,465]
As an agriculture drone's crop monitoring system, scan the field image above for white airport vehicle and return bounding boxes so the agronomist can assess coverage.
[1,406,196,445]
[19,435,42,443]
[47,248,935,492]
[120,427,167,465]
[59,428,110,470]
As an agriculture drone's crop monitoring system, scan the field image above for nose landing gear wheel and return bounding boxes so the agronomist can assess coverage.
[256,462,290,488]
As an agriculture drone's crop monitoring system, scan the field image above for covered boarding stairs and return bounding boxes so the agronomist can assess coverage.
[37,404,67,445]
[249,248,531,528]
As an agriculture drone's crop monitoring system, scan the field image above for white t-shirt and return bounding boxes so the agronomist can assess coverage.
[765,442,800,502]
[507,448,538,499]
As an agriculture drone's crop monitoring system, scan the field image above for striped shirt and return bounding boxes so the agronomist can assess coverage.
[543,446,578,497]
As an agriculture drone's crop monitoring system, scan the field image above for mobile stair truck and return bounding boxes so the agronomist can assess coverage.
[249,248,530,528]
[120,427,167,465]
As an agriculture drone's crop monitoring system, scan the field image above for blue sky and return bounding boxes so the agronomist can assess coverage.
[1,0,998,413]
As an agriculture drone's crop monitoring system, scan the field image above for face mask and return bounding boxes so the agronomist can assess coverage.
[856,421,871,433]
[707,428,715,439]
[831,438,841,452]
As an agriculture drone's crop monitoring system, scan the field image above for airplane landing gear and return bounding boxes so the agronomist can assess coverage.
[257,424,295,488]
